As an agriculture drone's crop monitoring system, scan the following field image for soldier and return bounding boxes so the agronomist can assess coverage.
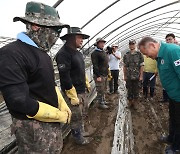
[123,40,144,109]
[91,38,112,109]
[56,27,92,145]
[0,2,71,153]
[138,36,180,154]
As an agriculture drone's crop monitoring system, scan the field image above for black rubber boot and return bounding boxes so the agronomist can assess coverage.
[72,128,92,145]
[98,97,109,109]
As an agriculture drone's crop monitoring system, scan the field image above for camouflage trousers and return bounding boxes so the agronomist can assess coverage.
[69,93,88,130]
[94,76,107,103]
[11,117,63,154]
[126,79,140,100]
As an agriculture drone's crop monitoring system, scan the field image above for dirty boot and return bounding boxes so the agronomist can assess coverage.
[98,97,109,109]
[127,100,133,108]
[102,96,109,105]
[81,123,91,137]
[72,128,92,145]
[132,99,138,110]
[160,134,173,145]
[99,103,109,109]
[165,145,180,154]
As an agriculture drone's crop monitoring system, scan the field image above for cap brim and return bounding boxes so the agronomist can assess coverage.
[13,16,70,28]
[94,40,106,46]
[60,33,90,40]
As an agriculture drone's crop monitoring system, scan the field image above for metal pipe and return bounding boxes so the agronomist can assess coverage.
[83,1,180,53]
[105,10,179,45]
[107,16,180,45]
[108,19,180,46]
[103,0,180,39]
[117,25,179,49]
[151,11,180,35]
[53,0,64,8]
[108,21,180,46]
[82,0,155,48]
[114,23,180,48]
[118,31,177,50]
[81,0,121,29]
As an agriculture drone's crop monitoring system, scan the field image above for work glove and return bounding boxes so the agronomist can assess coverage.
[65,86,79,105]
[85,75,91,93]
[27,102,68,123]
[55,86,71,123]
[107,68,112,81]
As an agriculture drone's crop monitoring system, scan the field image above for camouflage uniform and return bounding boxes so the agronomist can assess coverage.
[11,118,63,154]
[91,45,109,108]
[123,51,144,100]
[94,76,108,102]
[0,2,70,153]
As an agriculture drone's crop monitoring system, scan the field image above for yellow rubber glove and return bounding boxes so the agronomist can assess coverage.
[27,102,68,123]
[65,86,79,105]
[85,75,91,93]
[107,68,112,81]
[55,86,71,123]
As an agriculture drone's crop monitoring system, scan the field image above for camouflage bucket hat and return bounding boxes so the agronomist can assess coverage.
[13,1,69,29]
[94,37,106,46]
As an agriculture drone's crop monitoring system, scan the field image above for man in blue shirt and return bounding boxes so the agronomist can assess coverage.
[138,37,180,153]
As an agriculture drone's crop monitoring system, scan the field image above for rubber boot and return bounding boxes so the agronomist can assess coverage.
[71,128,92,145]
[81,122,91,137]
[102,96,109,105]
[98,97,109,109]
[132,99,138,110]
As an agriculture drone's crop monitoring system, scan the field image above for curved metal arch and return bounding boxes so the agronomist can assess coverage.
[85,24,164,54]
[107,16,180,45]
[108,22,180,46]
[82,0,155,46]
[151,11,180,35]
[102,1,180,40]
[114,23,180,48]
[83,1,180,52]
[118,32,166,49]
[105,10,180,45]
[81,0,121,29]
[118,32,177,51]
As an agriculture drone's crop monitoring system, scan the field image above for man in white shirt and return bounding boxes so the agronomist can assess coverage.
[108,44,121,94]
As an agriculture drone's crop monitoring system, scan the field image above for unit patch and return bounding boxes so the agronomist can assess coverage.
[174,59,180,66]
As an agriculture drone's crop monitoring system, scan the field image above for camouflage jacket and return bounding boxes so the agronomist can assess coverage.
[123,51,144,80]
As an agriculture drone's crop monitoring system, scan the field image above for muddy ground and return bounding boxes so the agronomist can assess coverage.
[132,78,169,154]
[62,77,169,154]
[61,94,119,154]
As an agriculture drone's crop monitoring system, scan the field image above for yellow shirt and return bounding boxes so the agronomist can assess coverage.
[144,55,157,73]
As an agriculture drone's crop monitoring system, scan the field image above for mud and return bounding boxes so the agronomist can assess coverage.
[62,77,169,154]
[132,78,169,154]
[61,94,119,154]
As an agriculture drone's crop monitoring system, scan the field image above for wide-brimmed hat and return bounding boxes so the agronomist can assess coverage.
[60,27,90,40]
[129,39,136,44]
[13,1,69,31]
[94,37,106,46]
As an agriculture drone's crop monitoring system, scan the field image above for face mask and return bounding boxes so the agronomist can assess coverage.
[26,24,60,52]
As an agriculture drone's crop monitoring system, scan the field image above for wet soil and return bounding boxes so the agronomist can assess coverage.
[61,94,119,154]
[132,78,169,154]
[62,77,169,154]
